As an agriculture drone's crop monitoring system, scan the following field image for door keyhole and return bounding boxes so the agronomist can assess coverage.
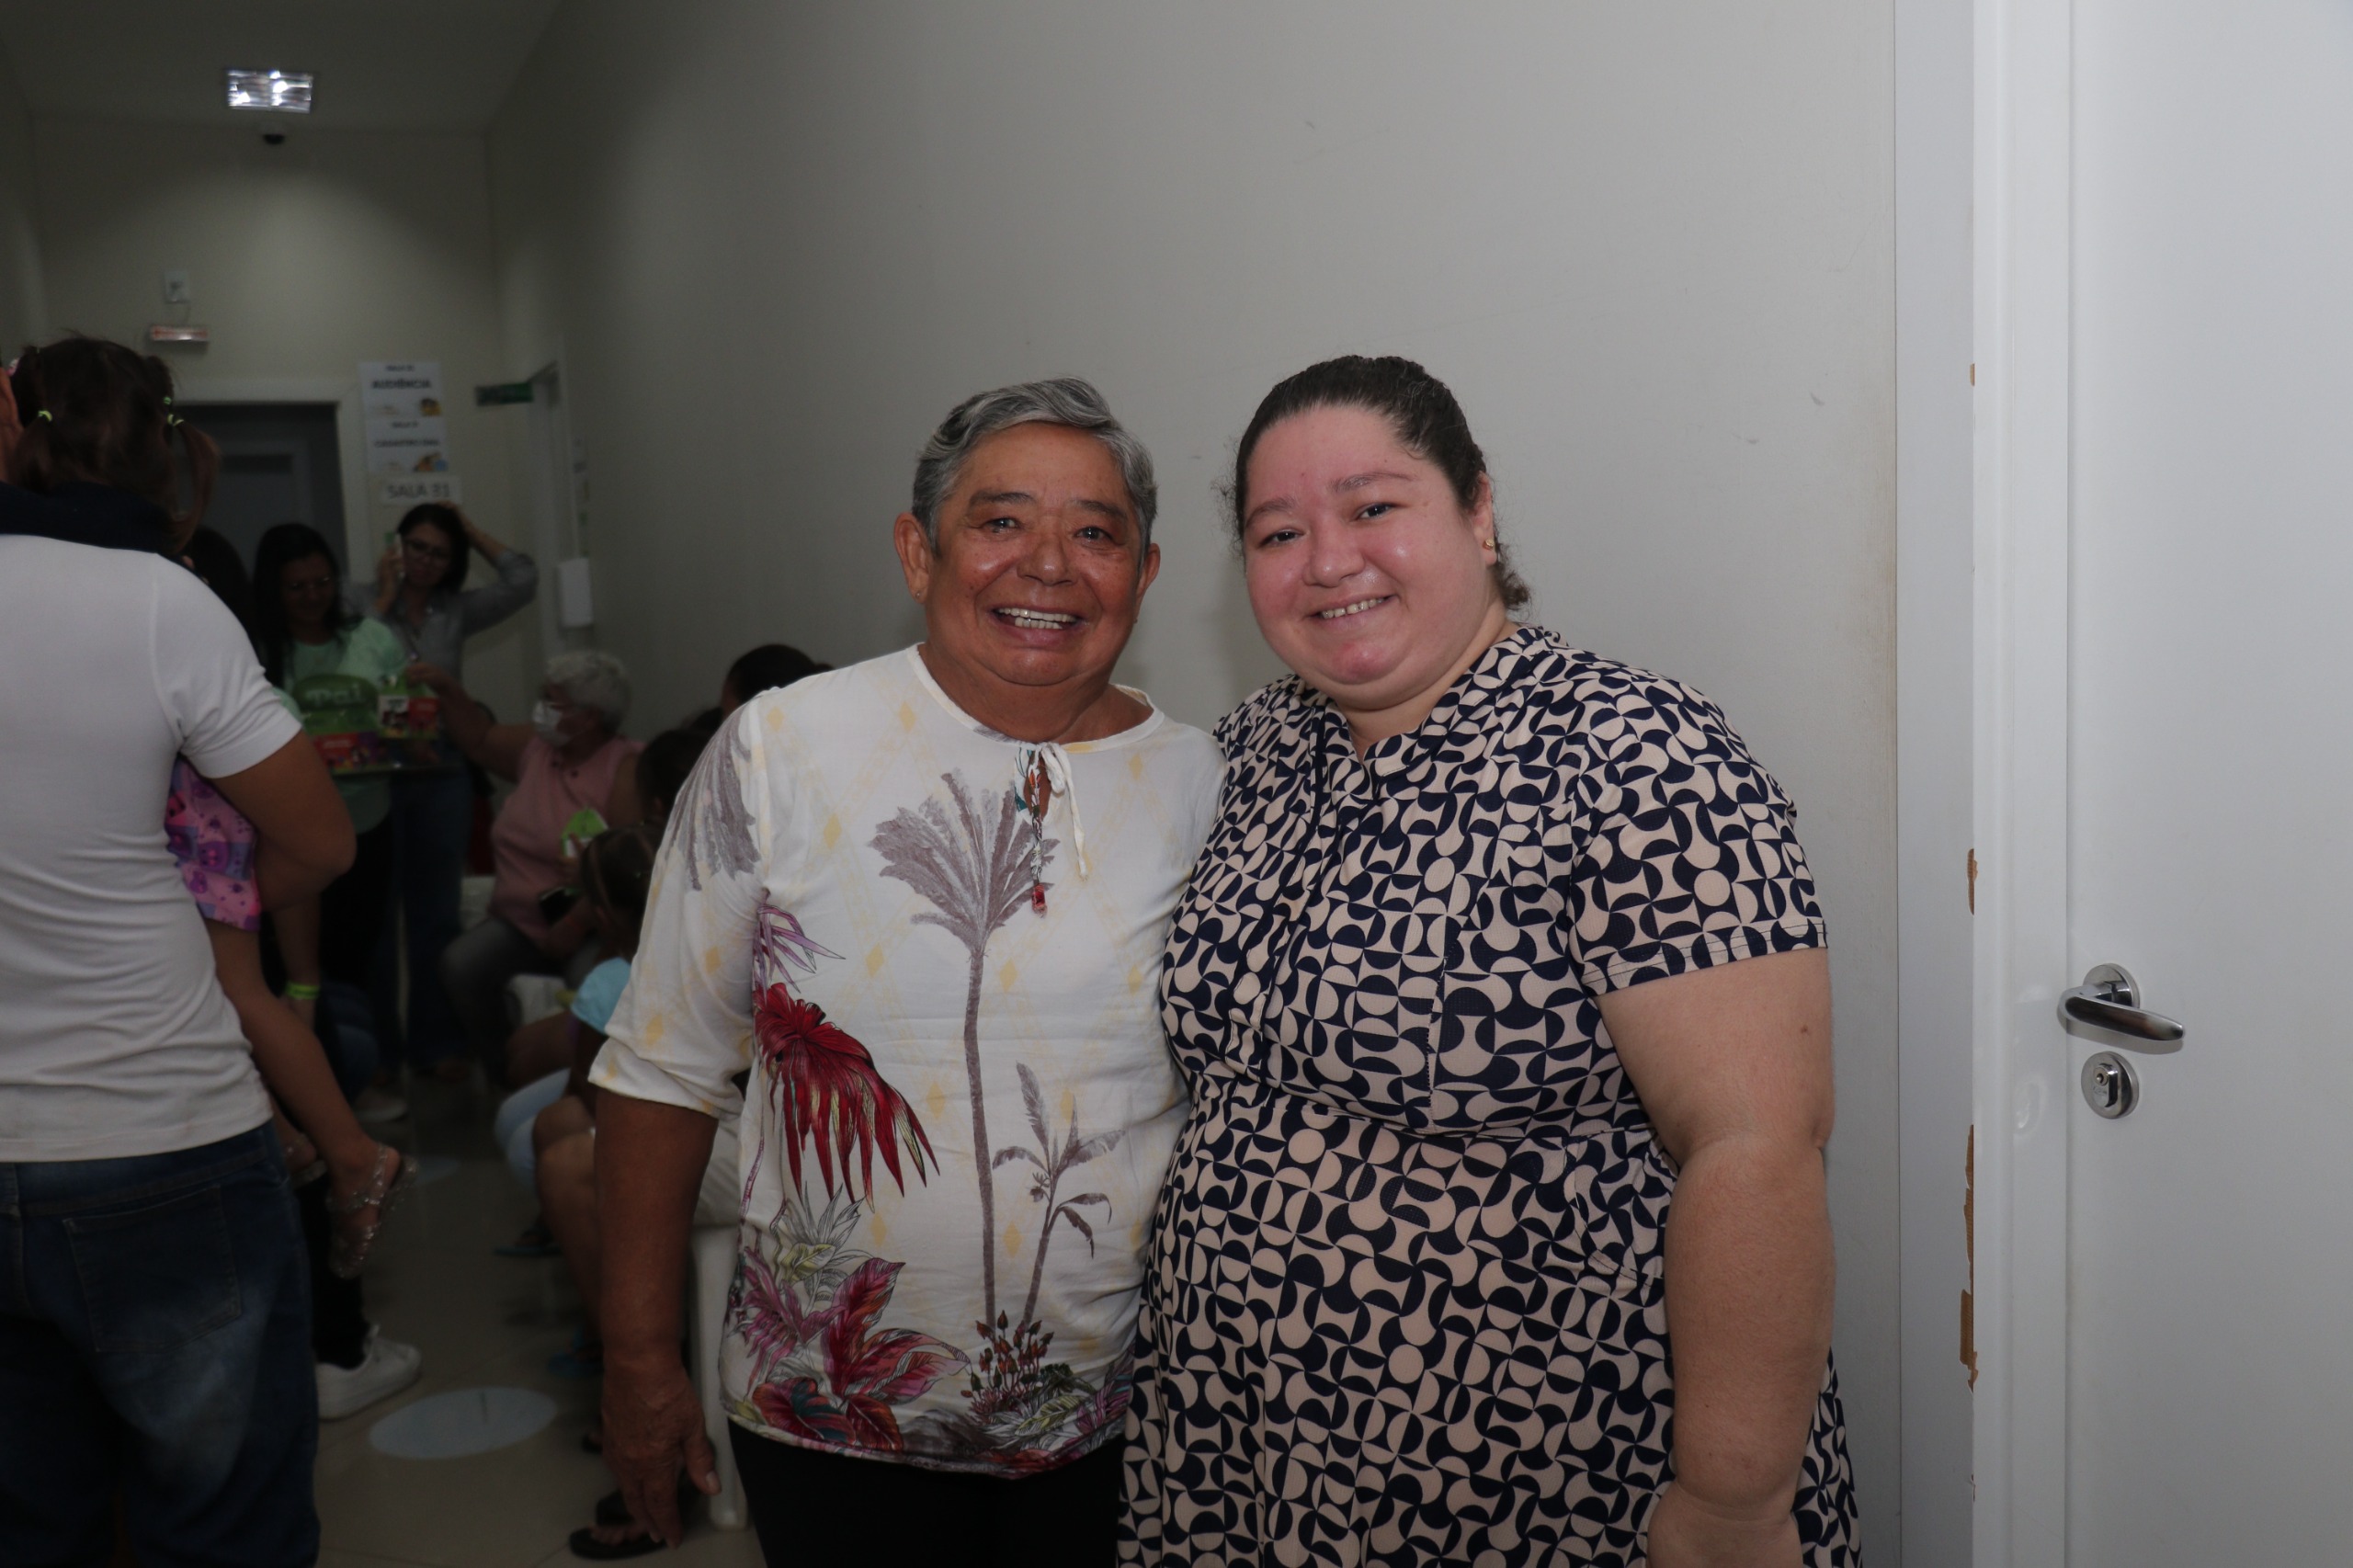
[2081,1051,2139,1119]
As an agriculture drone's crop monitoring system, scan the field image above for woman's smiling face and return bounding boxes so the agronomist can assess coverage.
[1240,403,1502,721]
[899,422,1158,705]
[278,551,338,636]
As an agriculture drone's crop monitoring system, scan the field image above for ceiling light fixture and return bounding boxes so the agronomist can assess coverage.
[224,69,313,114]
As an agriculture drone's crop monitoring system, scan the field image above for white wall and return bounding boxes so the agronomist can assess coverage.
[33,119,537,721]
[492,0,1900,1543]
[0,50,45,354]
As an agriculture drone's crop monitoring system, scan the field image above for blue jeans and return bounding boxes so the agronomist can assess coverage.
[375,767,473,1068]
[0,1126,318,1568]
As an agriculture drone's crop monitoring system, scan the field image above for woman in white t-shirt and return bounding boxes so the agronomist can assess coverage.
[0,335,355,1567]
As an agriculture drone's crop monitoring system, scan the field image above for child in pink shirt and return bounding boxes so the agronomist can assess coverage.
[166,758,412,1273]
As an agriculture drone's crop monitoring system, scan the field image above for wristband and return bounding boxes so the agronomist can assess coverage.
[283,982,322,1002]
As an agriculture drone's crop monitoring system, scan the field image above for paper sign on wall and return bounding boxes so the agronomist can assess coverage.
[375,473,462,507]
[366,416,450,473]
[361,361,452,473]
[360,361,444,418]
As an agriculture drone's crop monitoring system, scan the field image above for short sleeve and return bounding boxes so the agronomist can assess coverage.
[1564,676,1825,995]
[151,560,301,778]
[593,703,767,1119]
[570,957,632,1033]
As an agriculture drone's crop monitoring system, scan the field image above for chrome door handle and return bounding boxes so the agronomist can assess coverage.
[2058,963,2185,1045]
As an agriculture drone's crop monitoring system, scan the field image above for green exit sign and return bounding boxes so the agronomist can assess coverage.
[474,381,533,406]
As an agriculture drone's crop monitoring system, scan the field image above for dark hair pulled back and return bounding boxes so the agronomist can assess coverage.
[181,527,255,632]
[578,823,661,956]
[724,642,829,708]
[252,521,354,686]
[633,726,712,825]
[396,502,471,593]
[1230,355,1530,613]
[9,335,218,533]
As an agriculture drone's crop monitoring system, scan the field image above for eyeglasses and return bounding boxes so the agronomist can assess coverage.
[403,539,452,562]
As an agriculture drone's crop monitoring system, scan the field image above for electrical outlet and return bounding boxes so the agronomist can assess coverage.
[162,269,191,305]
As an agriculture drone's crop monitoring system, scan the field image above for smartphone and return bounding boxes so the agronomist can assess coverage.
[537,885,579,925]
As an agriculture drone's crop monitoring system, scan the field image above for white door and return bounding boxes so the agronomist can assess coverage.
[2063,2,2353,1560]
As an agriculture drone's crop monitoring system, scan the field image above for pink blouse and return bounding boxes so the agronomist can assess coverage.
[488,733,642,944]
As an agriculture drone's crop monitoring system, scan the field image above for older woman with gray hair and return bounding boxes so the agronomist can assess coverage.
[412,649,644,1081]
[589,378,1220,1565]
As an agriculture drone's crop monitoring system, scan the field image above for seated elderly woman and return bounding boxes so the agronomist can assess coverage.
[411,649,642,1082]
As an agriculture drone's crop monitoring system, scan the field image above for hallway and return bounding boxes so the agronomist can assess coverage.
[311,1079,757,1568]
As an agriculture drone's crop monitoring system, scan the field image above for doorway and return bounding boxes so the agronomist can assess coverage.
[1963,0,2353,1560]
[181,402,348,575]
[518,359,581,653]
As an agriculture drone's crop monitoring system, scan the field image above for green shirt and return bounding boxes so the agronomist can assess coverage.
[283,619,406,834]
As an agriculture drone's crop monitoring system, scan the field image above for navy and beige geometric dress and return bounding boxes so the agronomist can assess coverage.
[1120,626,1859,1565]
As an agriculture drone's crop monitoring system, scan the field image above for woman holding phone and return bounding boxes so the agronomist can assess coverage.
[357,503,537,1082]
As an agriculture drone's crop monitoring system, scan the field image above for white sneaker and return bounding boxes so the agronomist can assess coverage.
[353,1086,409,1126]
[317,1327,424,1420]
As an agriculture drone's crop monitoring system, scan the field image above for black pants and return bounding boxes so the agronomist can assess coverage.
[297,1175,369,1368]
[286,998,368,1369]
[257,896,372,1369]
[320,816,394,988]
[729,1425,1122,1568]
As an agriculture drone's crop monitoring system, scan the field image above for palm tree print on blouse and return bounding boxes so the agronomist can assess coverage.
[870,771,1132,1471]
[870,771,1051,1324]
[995,1062,1122,1328]
[725,900,960,1454]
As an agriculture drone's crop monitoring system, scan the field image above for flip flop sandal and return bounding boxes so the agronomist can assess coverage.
[594,1477,694,1528]
[586,1477,701,1539]
[325,1144,417,1278]
[566,1522,664,1561]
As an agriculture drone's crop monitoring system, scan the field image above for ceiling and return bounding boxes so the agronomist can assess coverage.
[0,1,566,131]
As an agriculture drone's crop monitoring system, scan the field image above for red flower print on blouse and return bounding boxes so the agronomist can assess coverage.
[754,988,936,1202]
[747,1258,962,1453]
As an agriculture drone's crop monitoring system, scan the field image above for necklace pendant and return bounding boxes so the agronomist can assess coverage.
[1030,882,1048,915]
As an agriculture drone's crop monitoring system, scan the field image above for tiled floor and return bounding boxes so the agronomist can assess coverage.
[316,1075,762,1568]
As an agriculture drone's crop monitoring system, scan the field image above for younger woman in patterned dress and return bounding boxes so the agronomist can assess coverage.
[1120,357,1859,1566]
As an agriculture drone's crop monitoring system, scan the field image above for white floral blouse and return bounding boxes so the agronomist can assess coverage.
[595,647,1222,1475]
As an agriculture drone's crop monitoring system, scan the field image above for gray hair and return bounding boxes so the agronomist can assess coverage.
[544,649,631,730]
[910,377,1158,552]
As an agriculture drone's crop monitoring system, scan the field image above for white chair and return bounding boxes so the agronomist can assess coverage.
[505,971,571,1030]
[688,1224,747,1530]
